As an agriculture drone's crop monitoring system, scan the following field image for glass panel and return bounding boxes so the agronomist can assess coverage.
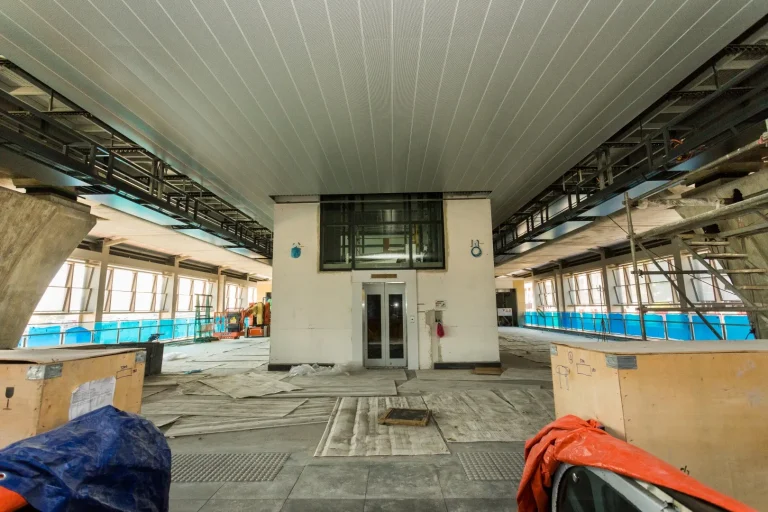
[136,272,156,292]
[355,224,410,269]
[110,291,133,311]
[178,278,192,296]
[36,287,67,312]
[322,225,351,269]
[49,263,70,287]
[178,295,193,312]
[111,268,135,291]
[409,198,442,222]
[134,292,154,312]
[69,288,88,312]
[366,294,382,359]
[388,293,404,359]
[354,198,406,225]
[412,223,444,268]
[71,263,90,287]
[192,280,205,295]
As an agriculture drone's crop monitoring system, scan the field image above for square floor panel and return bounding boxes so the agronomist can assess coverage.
[171,452,290,482]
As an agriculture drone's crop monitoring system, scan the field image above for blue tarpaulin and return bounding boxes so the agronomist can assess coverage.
[0,406,171,512]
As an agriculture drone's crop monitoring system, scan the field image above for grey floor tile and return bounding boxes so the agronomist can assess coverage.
[200,499,284,512]
[364,499,447,512]
[445,498,517,511]
[211,466,303,499]
[169,500,207,512]
[289,465,369,499]
[366,464,442,499]
[438,465,517,499]
[170,482,224,500]
[282,499,365,511]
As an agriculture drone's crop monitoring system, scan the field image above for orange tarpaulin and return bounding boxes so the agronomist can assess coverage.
[0,487,27,512]
[517,415,756,512]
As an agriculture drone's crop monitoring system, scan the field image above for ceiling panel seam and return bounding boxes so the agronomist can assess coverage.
[323,0,366,189]
[415,0,460,192]
[476,0,593,190]
[440,0,526,189]
[452,0,559,189]
[357,0,381,192]
[403,0,427,190]
[428,0,493,190]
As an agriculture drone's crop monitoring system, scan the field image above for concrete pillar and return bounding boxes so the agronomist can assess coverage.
[169,257,181,320]
[0,188,96,348]
[216,268,226,312]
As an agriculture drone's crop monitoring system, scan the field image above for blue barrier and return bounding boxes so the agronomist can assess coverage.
[523,311,750,341]
[20,317,201,347]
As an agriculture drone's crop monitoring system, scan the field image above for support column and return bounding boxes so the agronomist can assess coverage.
[598,249,612,315]
[672,238,687,306]
[216,268,226,312]
[93,243,109,324]
[169,256,181,320]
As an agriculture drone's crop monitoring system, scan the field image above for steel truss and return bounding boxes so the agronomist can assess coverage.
[494,35,768,262]
[0,59,272,258]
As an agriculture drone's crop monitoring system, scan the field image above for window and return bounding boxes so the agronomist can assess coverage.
[524,282,534,311]
[247,286,258,305]
[566,271,604,311]
[612,260,672,306]
[177,276,213,312]
[688,256,740,303]
[34,260,96,313]
[537,279,556,310]
[225,283,243,310]
[320,194,445,270]
[105,267,168,313]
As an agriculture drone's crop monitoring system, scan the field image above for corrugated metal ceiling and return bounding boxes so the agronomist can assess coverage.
[0,0,765,228]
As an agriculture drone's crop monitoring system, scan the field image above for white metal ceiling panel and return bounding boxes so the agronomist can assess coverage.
[0,0,764,229]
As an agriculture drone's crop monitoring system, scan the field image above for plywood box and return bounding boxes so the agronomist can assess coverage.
[0,348,145,448]
[551,341,768,509]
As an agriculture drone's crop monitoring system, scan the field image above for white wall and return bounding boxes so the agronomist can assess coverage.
[416,199,499,365]
[270,198,500,368]
[270,203,353,364]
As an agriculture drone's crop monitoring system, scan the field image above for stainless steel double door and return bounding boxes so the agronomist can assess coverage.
[363,283,406,368]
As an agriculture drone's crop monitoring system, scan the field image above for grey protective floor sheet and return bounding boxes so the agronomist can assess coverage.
[315,396,450,457]
[199,372,300,398]
[279,376,398,397]
[423,390,545,442]
[141,396,307,418]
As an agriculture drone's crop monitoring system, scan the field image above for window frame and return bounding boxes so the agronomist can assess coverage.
[319,194,446,271]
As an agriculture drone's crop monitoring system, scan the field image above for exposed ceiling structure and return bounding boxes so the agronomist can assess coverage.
[1,0,765,230]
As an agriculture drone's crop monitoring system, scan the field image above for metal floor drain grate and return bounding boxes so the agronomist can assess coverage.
[171,452,290,482]
[457,451,526,481]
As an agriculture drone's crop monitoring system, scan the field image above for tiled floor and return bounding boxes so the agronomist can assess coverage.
[162,328,557,512]
[170,461,519,511]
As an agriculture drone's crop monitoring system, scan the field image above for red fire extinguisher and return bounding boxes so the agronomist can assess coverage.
[436,322,445,338]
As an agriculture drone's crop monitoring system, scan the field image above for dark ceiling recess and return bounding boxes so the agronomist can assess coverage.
[493,17,768,264]
[0,59,272,258]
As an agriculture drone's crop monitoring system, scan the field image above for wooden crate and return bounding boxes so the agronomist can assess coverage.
[0,348,145,448]
[550,341,768,509]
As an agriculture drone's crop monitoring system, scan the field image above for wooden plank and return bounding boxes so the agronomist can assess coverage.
[141,397,306,418]
[552,340,768,354]
[620,351,768,509]
[550,345,625,439]
[422,390,541,442]
[314,396,449,457]
[199,372,302,398]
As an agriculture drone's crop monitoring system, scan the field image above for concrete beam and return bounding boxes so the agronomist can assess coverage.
[0,188,96,348]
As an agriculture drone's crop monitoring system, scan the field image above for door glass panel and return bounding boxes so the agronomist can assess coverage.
[367,294,382,359]
[388,293,404,359]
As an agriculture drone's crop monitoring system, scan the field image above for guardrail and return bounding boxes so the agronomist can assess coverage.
[18,318,206,347]
[523,311,754,341]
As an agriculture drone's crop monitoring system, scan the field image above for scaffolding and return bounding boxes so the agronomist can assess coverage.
[193,294,215,343]
[624,181,768,340]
